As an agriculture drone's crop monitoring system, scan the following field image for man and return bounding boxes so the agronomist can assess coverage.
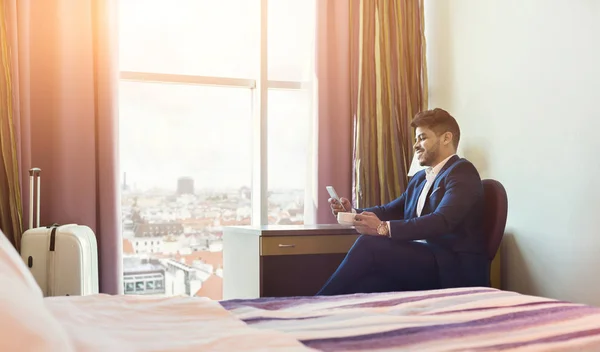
[316,108,487,296]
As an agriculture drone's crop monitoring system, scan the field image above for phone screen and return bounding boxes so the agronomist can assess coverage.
[326,186,340,202]
[326,186,346,211]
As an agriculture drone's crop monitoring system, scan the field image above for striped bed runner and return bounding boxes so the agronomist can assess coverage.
[221,287,600,351]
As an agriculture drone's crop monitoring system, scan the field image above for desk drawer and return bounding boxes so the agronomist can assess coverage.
[260,235,359,256]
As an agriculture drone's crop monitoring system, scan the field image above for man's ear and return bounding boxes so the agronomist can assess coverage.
[443,132,453,146]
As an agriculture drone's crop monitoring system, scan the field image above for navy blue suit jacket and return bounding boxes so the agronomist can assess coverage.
[359,155,489,288]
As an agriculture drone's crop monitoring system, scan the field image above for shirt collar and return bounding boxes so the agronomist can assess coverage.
[425,154,456,182]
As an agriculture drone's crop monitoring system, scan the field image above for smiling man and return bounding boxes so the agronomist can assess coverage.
[317,108,487,296]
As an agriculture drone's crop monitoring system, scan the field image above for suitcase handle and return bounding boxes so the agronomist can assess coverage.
[29,168,41,229]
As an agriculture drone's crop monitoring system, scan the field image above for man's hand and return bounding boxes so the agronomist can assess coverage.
[329,197,352,216]
[354,211,384,236]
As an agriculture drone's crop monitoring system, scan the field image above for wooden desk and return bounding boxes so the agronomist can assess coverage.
[222,224,502,299]
[223,224,359,299]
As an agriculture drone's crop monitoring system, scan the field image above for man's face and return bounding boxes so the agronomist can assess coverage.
[413,126,441,167]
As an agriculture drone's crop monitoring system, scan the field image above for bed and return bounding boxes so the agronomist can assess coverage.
[3,233,600,352]
[36,287,600,351]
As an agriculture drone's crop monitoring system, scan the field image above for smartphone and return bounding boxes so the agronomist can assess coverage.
[326,186,346,211]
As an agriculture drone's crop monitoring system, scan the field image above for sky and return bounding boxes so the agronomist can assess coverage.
[118,0,315,191]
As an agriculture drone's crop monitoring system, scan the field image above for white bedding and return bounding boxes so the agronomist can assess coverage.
[44,294,313,352]
[0,231,310,351]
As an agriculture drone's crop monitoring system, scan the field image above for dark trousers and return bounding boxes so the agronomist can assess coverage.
[316,235,441,296]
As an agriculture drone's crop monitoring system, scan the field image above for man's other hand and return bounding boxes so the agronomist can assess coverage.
[354,211,383,236]
[329,197,351,216]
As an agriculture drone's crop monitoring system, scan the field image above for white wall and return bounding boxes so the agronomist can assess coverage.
[425,0,600,306]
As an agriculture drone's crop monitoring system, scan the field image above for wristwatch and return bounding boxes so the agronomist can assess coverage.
[376,221,390,237]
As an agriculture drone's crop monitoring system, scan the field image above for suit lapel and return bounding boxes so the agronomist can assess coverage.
[417,155,460,216]
[430,155,459,189]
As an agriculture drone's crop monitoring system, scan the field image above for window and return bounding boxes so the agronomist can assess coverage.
[135,282,144,291]
[119,0,316,299]
[267,89,312,225]
[119,81,253,193]
[268,0,315,82]
[119,0,259,78]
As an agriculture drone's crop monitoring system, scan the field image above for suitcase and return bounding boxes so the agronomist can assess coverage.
[20,167,99,297]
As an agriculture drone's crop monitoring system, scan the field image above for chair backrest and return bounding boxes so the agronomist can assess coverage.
[481,179,508,261]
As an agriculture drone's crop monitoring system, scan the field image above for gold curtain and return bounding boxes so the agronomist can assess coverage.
[0,0,23,249]
[351,0,428,208]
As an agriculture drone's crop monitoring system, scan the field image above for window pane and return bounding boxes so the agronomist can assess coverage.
[267,89,312,225]
[268,0,316,81]
[120,81,253,300]
[119,0,259,78]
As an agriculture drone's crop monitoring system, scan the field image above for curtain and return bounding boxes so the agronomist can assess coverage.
[0,0,23,249]
[304,0,353,224]
[4,0,122,295]
[351,0,428,208]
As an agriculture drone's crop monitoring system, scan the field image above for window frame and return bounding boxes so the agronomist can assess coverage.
[119,0,311,226]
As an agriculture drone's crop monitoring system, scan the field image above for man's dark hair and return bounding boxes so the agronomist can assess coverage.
[410,108,460,149]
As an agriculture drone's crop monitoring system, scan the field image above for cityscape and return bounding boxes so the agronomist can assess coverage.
[121,175,304,299]
[118,0,315,300]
